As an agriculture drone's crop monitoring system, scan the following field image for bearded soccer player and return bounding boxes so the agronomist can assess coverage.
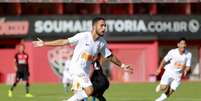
[33,17,133,101]
[155,38,192,101]
[8,44,33,98]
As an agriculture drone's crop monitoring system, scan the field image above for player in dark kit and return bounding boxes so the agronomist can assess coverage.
[90,61,109,101]
[82,54,109,101]
[8,44,33,98]
[90,54,110,101]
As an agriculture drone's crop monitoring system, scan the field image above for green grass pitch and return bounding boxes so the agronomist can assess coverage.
[0,82,201,101]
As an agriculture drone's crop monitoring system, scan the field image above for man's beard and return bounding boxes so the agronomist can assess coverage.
[98,33,104,37]
[97,31,104,37]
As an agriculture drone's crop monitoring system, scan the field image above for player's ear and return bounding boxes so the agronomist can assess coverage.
[177,43,180,47]
[92,24,96,29]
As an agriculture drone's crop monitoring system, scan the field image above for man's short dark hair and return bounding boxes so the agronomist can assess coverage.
[92,17,105,26]
[179,37,187,42]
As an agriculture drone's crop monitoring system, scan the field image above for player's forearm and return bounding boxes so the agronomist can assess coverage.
[184,67,191,74]
[13,60,17,71]
[44,39,68,46]
[158,60,166,70]
[107,55,122,68]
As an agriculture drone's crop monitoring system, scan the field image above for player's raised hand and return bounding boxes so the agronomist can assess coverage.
[33,37,44,47]
[121,64,133,73]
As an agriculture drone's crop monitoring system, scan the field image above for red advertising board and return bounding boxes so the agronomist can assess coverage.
[0,41,158,83]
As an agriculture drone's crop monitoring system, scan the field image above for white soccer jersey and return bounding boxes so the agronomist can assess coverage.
[68,32,112,75]
[163,48,192,74]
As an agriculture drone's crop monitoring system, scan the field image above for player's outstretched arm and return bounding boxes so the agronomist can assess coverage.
[155,59,166,76]
[33,37,70,47]
[107,54,133,73]
[13,59,17,71]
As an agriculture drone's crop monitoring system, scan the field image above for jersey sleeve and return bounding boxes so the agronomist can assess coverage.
[100,42,112,58]
[68,33,83,45]
[186,53,192,67]
[163,50,173,62]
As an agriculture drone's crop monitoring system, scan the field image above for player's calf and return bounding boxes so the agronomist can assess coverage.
[165,88,175,97]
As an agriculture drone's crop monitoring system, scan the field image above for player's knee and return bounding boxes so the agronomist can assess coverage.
[26,82,29,86]
[160,85,168,91]
[84,86,94,96]
[22,80,29,86]
[14,80,19,84]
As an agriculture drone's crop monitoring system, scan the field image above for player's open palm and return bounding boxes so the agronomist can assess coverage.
[33,38,44,47]
[122,64,133,73]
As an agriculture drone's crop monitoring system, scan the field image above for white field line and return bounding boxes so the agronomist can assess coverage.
[107,97,201,101]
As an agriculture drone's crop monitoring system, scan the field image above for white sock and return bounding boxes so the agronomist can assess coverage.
[158,93,167,101]
[67,90,88,101]
[64,84,67,94]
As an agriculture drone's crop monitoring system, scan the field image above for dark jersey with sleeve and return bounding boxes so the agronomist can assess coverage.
[15,52,29,72]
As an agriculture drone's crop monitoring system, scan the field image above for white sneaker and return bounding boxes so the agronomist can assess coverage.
[155,98,161,101]
[155,84,160,93]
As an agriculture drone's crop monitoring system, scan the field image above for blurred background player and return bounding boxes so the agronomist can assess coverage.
[8,44,33,98]
[155,38,192,101]
[62,54,73,94]
[33,17,133,101]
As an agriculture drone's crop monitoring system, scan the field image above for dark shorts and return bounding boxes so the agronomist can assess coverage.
[16,71,29,81]
[91,70,110,96]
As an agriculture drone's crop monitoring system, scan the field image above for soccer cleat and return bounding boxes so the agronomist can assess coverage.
[8,90,13,97]
[155,98,165,101]
[155,98,161,101]
[155,84,161,93]
[25,93,33,98]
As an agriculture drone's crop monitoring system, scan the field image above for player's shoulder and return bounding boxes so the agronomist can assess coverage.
[168,48,177,53]
[77,32,91,39]
[96,36,106,45]
[15,52,20,55]
[185,49,192,57]
[77,31,90,36]
[97,37,107,48]
[25,52,29,56]
[15,52,19,57]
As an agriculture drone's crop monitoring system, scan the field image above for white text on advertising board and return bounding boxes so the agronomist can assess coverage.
[34,19,200,34]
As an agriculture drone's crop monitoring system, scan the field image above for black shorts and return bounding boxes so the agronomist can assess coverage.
[16,71,29,81]
[91,70,109,96]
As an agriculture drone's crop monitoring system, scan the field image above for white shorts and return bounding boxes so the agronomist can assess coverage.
[62,71,72,84]
[71,72,92,91]
[160,70,181,90]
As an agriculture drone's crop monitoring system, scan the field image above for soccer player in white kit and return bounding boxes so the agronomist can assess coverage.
[62,58,72,94]
[155,38,192,101]
[33,17,133,101]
